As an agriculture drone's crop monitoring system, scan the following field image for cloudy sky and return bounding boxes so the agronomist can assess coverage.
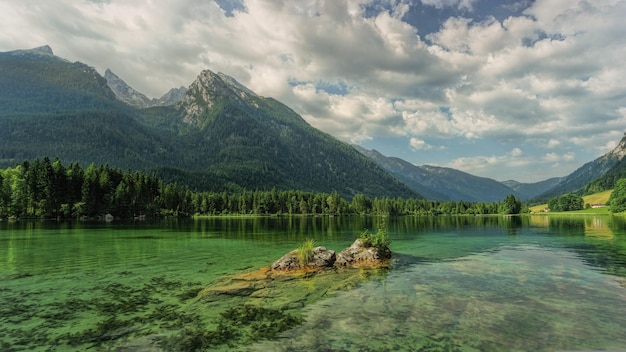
[1,0,625,183]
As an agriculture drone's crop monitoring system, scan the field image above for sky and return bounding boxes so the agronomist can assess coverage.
[1,0,626,183]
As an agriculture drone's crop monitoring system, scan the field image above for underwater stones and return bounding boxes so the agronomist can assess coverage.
[200,280,266,298]
[200,267,271,296]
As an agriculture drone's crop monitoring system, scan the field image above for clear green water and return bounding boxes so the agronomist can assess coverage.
[1,216,626,351]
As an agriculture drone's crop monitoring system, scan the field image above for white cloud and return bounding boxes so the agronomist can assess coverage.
[563,152,575,161]
[443,147,582,181]
[409,138,433,150]
[543,153,560,162]
[547,139,560,148]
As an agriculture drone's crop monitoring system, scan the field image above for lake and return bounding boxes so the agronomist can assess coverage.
[1,215,626,351]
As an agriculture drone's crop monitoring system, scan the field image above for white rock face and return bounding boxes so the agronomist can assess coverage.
[609,133,626,160]
[104,69,187,108]
[157,86,187,106]
[180,69,259,127]
[105,69,153,108]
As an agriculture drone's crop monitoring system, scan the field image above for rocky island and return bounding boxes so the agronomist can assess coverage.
[200,228,392,300]
[271,237,392,272]
[163,229,393,349]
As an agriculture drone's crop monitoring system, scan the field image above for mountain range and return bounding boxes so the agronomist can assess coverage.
[356,136,626,203]
[0,46,416,199]
[354,146,562,201]
[2,45,626,202]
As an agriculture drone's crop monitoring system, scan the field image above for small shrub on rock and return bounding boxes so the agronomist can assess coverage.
[359,227,390,252]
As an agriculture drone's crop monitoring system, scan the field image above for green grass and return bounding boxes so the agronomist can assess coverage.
[584,189,613,206]
[295,239,315,266]
[530,189,613,214]
[543,207,610,215]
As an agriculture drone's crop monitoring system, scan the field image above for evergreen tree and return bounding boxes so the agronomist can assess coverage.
[608,178,626,213]
[500,194,522,214]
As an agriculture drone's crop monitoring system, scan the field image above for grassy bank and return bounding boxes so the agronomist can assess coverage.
[530,190,613,214]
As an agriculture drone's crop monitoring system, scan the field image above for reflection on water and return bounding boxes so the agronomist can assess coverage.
[0,215,625,351]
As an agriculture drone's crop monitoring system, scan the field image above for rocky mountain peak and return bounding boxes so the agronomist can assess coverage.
[181,69,258,126]
[104,69,186,108]
[104,69,152,108]
[29,45,54,55]
[8,45,57,58]
[157,86,187,106]
[217,72,258,98]
[608,132,626,160]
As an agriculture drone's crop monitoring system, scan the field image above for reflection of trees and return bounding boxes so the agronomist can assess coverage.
[548,217,585,234]
[393,215,529,234]
[503,216,522,235]
[610,215,626,231]
[542,216,626,278]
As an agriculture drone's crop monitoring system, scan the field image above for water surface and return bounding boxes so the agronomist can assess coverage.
[1,216,626,351]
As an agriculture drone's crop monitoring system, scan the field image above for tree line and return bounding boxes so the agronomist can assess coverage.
[0,157,525,219]
[547,193,584,212]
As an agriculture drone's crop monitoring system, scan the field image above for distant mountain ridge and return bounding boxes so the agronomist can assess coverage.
[501,178,564,200]
[0,46,417,199]
[354,146,527,202]
[532,133,626,202]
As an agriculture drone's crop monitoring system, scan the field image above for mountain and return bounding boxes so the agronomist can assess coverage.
[355,146,521,202]
[417,165,523,202]
[0,47,179,169]
[0,46,418,199]
[533,133,626,202]
[104,69,153,107]
[104,69,186,108]
[0,45,119,114]
[501,178,563,200]
[158,69,419,197]
[353,147,450,200]
[578,133,626,194]
[157,86,187,106]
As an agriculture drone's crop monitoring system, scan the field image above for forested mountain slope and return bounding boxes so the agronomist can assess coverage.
[0,46,171,169]
[0,46,418,199]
